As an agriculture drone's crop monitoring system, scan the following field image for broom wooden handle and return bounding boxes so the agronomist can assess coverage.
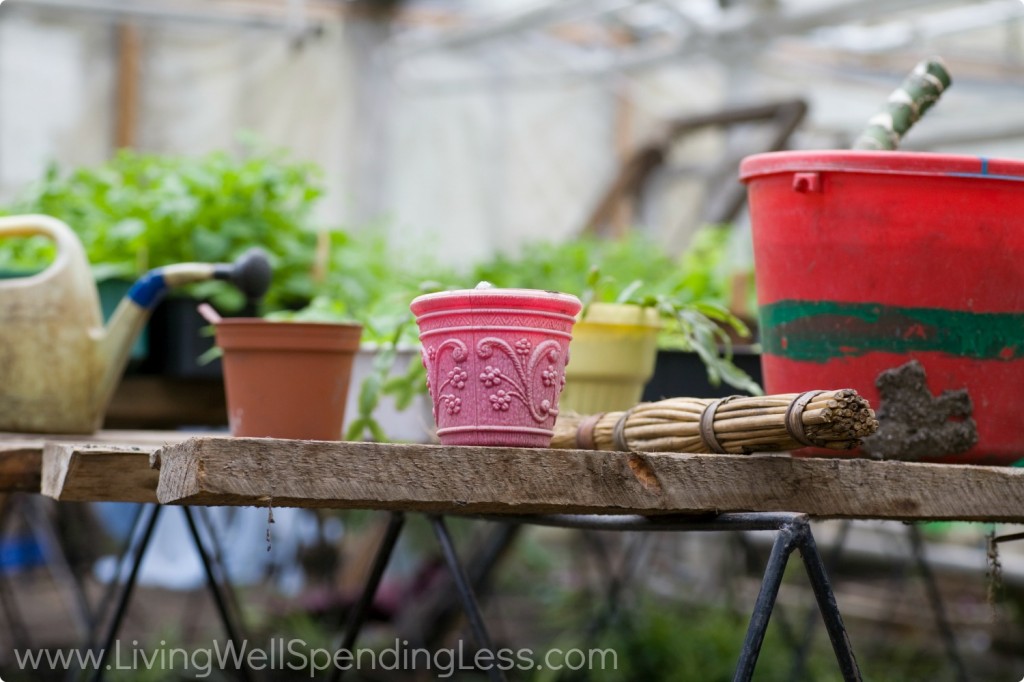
[852,57,952,151]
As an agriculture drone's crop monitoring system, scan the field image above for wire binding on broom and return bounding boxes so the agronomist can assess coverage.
[551,389,879,454]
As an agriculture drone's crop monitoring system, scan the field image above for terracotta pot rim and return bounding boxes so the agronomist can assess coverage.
[216,320,363,352]
[214,318,362,329]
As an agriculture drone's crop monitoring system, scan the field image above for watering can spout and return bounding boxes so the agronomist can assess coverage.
[94,248,272,417]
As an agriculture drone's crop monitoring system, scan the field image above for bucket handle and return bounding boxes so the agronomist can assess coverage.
[0,214,85,278]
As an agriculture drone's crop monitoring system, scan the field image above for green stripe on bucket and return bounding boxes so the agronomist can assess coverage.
[760,300,1024,363]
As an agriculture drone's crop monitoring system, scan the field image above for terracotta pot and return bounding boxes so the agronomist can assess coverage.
[214,319,362,440]
[410,288,581,447]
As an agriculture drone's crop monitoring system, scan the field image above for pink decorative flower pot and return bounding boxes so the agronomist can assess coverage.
[410,288,582,447]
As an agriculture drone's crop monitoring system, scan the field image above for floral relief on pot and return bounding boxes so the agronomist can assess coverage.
[424,335,567,438]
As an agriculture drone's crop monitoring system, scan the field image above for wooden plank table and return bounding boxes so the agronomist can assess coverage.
[13,433,1017,522]
[138,437,1024,522]
[25,433,1024,682]
[0,431,193,497]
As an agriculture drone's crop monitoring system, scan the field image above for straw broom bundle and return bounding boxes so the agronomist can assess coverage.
[551,389,878,454]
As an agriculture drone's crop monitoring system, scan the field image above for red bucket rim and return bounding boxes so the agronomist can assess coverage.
[740,150,1024,183]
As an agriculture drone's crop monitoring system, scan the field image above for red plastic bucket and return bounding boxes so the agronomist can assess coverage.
[740,150,1024,465]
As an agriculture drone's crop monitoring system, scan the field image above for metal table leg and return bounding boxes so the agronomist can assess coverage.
[64,505,251,682]
[330,512,406,682]
[194,506,247,635]
[734,521,799,680]
[786,521,968,682]
[180,507,253,682]
[428,515,506,682]
[329,512,858,682]
[787,519,851,681]
[907,524,969,682]
[399,521,522,650]
[80,504,146,645]
[0,495,32,653]
[329,513,507,681]
[791,518,862,682]
[83,503,163,682]
[21,497,95,640]
[480,512,862,682]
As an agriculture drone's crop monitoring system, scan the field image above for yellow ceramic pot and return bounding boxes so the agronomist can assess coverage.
[561,302,661,414]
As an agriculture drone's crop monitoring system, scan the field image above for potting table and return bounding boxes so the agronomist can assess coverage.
[0,431,250,682]
[14,433,1024,681]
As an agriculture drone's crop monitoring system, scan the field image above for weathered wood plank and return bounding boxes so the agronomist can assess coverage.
[155,438,1024,522]
[0,431,197,449]
[0,441,44,493]
[41,443,162,503]
[0,430,199,496]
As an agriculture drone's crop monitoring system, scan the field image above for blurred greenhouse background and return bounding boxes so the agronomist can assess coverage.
[2,1,1024,681]
[5,0,1024,264]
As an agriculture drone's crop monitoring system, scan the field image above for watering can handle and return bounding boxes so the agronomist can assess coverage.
[0,214,86,273]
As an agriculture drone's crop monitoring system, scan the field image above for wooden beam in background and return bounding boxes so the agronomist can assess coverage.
[610,80,635,238]
[114,22,141,149]
[11,0,347,28]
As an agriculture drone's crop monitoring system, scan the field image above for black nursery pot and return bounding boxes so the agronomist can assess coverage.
[641,348,764,401]
[141,297,223,379]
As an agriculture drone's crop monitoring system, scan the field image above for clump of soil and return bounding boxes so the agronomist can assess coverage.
[861,360,977,460]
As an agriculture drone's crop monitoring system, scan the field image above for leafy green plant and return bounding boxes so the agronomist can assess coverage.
[472,229,762,396]
[470,233,681,301]
[340,281,450,443]
[331,229,762,440]
[609,284,761,396]
[346,345,432,441]
[0,141,325,312]
[265,230,452,442]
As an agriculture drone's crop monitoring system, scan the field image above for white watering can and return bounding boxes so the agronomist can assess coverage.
[0,214,270,434]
